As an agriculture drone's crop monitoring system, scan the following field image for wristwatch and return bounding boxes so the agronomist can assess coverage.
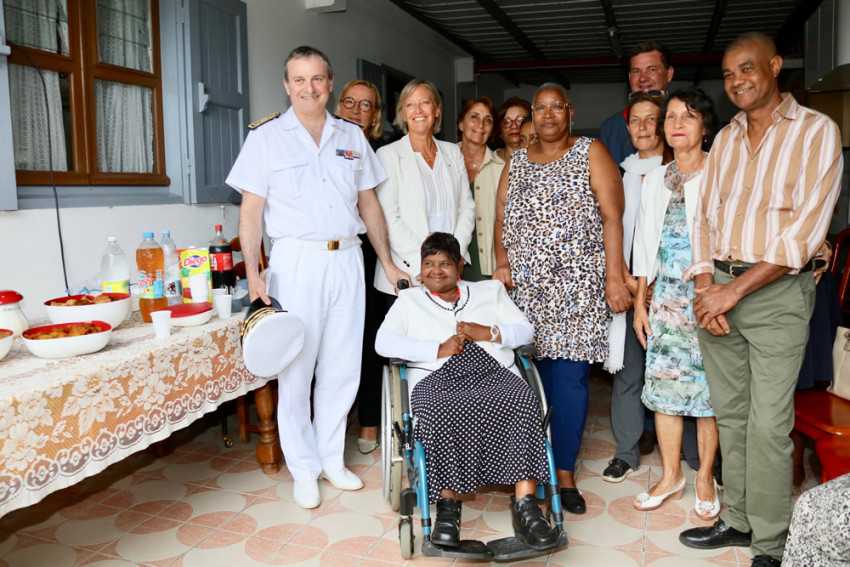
[490,325,500,342]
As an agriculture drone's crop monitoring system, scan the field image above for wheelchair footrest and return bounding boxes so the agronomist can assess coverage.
[422,539,493,559]
[486,531,568,562]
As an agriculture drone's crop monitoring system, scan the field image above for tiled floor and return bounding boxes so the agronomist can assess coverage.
[0,375,821,567]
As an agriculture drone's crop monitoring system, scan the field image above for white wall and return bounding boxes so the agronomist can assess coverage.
[0,0,471,321]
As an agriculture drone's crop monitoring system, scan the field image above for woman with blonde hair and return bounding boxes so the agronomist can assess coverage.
[336,79,383,146]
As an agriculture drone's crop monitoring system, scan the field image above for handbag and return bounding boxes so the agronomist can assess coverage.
[830,326,850,400]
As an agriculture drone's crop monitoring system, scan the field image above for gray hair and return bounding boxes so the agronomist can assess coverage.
[284,45,333,81]
[534,82,570,104]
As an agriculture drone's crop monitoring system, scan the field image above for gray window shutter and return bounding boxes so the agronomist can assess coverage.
[187,0,248,204]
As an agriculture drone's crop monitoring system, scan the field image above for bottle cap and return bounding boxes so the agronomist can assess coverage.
[162,230,171,238]
[107,236,117,242]
[215,225,223,231]
[143,232,154,238]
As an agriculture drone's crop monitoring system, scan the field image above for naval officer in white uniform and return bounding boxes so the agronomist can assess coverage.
[226,46,410,509]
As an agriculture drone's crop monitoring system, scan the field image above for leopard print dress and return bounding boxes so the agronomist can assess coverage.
[502,137,609,362]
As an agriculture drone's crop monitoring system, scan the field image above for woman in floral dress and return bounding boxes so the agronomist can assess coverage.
[632,87,721,518]
[493,83,631,514]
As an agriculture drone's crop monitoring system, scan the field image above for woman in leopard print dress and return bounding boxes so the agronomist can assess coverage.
[493,83,630,514]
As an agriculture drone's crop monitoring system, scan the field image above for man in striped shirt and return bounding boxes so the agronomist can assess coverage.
[678,33,843,567]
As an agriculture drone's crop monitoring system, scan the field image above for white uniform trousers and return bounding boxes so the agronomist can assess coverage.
[267,241,365,482]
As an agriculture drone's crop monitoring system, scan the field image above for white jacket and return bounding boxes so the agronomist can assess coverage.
[373,135,476,294]
[632,164,702,283]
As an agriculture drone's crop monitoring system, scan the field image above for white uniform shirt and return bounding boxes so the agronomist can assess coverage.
[225,108,387,240]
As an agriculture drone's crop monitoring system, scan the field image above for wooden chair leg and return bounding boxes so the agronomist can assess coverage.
[237,395,250,444]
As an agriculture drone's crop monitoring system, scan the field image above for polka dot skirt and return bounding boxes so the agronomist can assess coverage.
[410,341,550,503]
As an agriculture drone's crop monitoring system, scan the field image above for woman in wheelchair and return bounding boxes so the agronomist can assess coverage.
[376,232,558,551]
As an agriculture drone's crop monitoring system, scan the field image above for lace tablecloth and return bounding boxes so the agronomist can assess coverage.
[0,312,271,517]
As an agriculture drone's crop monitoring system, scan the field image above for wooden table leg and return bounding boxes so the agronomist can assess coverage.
[254,381,282,474]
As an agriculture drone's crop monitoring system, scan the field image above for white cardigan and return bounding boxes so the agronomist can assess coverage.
[375,280,534,392]
[373,135,476,295]
[632,164,702,283]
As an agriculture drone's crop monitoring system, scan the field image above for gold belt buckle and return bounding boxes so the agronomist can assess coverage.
[327,240,340,251]
[729,264,747,278]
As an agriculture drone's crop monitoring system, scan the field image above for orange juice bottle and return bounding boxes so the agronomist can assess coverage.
[136,232,168,322]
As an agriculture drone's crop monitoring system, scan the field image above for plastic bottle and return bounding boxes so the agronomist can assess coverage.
[136,232,167,322]
[101,236,130,294]
[209,225,235,291]
[160,230,182,306]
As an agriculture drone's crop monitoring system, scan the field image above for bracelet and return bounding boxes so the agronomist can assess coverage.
[490,325,500,342]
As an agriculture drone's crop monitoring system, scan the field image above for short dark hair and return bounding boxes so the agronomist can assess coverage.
[457,96,496,139]
[629,41,672,69]
[284,46,333,81]
[725,32,777,56]
[660,86,720,145]
[421,232,462,265]
[494,97,531,149]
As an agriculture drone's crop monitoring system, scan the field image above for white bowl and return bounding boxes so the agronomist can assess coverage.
[44,293,131,329]
[22,321,113,359]
[160,302,213,327]
[0,329,13,361]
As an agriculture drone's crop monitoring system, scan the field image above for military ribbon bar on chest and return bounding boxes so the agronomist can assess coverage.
[335,149,361,160]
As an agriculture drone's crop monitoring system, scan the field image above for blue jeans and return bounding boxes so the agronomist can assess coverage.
[536,358,590,471]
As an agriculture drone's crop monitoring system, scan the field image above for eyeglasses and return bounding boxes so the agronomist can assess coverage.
[628,90,666,101]
[342,97,374,112]
[532,101,570,114]
[501,116,527,128]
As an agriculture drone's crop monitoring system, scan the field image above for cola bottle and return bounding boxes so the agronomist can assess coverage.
[209,225,235,291]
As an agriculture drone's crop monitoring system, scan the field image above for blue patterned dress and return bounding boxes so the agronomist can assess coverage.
[642,166,713,417]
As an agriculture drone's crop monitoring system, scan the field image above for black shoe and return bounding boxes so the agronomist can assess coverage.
[511,494,558,550]
[713,463,724,489]
[751,555,781,567]
[431,498,461,548]
[560,487,586,514]
[602,458,636,483]
[679,519,752,549]
[638,431,657,455]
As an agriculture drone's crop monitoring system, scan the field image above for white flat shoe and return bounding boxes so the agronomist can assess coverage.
[634,476,686,511]
[321,467,363,491]
[695,480,721,520]
[293,479,321,509]
[357,438,379,454]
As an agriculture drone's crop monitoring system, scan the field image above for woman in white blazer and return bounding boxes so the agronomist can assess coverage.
[374,78,475,298]
[631,87,722,520]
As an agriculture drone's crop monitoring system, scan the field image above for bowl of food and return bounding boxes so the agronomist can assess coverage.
[44,293,131,329]
[0,329,13,361]
[22,321,113,359]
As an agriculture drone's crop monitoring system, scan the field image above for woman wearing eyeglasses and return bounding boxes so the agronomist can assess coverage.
[335,79,388,454]
[494,83,630,514]
[336,80,384,149]
[494,97,531,160]
[373,78,475,302]
[456,96,504,281]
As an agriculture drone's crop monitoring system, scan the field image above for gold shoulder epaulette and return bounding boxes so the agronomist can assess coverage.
[248,112,281,130]
[333,114,361,128]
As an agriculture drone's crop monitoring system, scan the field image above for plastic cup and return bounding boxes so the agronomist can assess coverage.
[211,288,228,299]
[213,294,232,319]
[189,273,209,303]
[150,310,171,338]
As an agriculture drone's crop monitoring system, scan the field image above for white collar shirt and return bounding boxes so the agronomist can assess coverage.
[225,107,387,240]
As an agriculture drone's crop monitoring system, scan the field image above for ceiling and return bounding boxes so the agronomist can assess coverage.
[388,0,823,86]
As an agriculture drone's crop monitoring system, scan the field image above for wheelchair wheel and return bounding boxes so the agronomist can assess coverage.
[399,517,414,559]
[381,365,404,511]
[516,354,550,434]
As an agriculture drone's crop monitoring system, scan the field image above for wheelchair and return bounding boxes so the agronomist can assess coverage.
[380,344,568,561]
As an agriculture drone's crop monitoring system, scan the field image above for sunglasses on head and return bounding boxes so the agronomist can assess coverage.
[628,90,666,101]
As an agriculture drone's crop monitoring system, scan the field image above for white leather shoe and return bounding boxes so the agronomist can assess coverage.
[293,479,321,509]
[634,476,686,511]
[694,479,721,520]
[320,467,363,491]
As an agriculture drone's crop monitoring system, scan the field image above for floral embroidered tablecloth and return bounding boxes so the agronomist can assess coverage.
[0,312,269,517]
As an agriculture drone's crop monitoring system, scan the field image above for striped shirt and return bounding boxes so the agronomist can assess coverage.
[686,93,843,280]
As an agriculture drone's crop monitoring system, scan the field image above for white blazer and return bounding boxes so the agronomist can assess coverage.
[632,164,702,283]
[373,135,476,295]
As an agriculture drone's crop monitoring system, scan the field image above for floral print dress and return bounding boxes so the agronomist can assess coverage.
[502,138,609,362]
[641,166,713,417]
